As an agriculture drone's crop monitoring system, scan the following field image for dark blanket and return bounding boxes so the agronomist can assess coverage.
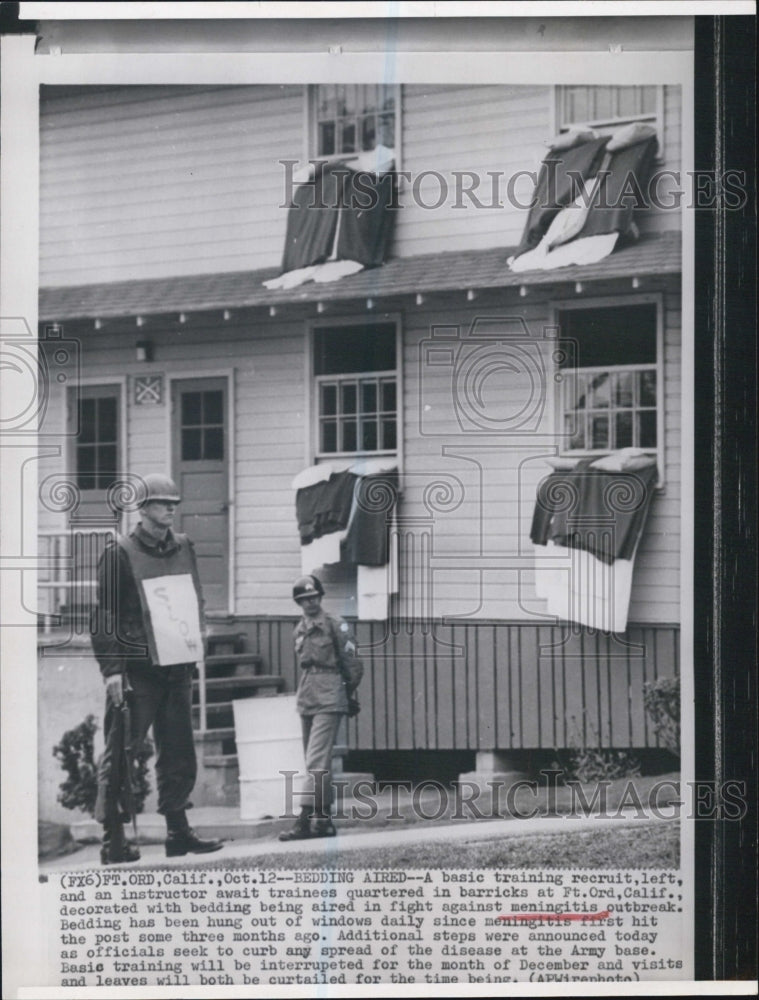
[281,162,396,273]
[531,461,657,564]
[296,470,358,545]
[514,137,610,257]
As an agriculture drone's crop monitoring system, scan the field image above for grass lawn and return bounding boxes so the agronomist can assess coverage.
[192,819,679,871]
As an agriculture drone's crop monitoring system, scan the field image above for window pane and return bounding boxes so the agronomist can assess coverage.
[318,121,335,157]
[341,382,357,414]
[589,373,610,408]
[614,371,634,408]
[381,379,396,412]
[204,427,224,460]
[565,412,585,450]
[591,414,609,449]
[321,420,337,453]
[361,381,377,413]
[338,84,354,116]
[361,115,376,151]
[314,324,396,375]
[79,398,96,442]
[365,84,381,114]
[639,370,657,407]
[362,420,378,451]
[593,87,614,120]
[341,120,356,154]
[204,390,223,425]
[565,86,589,123]
[98,444,117,472]
[321,383,337,416]
[381,418,397,451]
[638,411,657,448]
[378,114,394,148]
[98,397,118,441]
[641,86,657,113]
[77,445,95,474]
[318,84,336,117]
[617,86,639,118]
[615,411,633,449]
[182,428,202,461]
[181,392,202,426]
[342,420,357,452]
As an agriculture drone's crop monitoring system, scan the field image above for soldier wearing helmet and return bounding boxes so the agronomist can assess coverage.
[279,575,364,841]
[91,471,223,863]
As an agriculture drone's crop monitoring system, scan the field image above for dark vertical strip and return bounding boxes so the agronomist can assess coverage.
[409,617,416,749]
[369,622,376,750]
[433,626,440,749]
[535,627,542,747]
[626,630,633,748]
[474,627,480,750]
[517,627,523,748]
[579,628,587,745]
[492,624,499,748]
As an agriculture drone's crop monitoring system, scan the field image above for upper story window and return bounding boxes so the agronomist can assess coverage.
[310,84,397,161]
[314,322,398,457]
[557,302,662,463]
[557,85,662,146]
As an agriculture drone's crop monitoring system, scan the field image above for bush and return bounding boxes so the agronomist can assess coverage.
[643,676,680,754]
[552,718,642,783]
[53,714,154,817]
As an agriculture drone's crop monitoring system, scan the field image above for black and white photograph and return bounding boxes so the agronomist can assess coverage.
[1,2,756,995]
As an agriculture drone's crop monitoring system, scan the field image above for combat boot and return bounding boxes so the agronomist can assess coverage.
[165,809,223,857]
[101,823,141,865]
[313,818,337,838]
[278,807,312,841]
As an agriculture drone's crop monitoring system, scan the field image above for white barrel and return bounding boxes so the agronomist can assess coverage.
[233,695,305,820]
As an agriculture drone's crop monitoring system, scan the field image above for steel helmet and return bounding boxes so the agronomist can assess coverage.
[292,574,324,602]
[140,472,181,505]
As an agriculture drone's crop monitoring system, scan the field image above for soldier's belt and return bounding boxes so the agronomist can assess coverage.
[302,664,340,673]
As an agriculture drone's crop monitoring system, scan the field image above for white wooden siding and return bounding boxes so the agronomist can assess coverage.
[39,276,681,623]
[40,83,682,288]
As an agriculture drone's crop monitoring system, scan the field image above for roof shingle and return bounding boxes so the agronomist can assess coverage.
[39,231,681,322]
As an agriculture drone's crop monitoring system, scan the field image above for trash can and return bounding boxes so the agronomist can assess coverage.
[233,695,305,819]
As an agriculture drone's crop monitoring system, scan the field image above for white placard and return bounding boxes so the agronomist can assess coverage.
[141,573,202,665]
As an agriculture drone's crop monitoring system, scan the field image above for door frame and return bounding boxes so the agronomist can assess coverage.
[166,369,236,616]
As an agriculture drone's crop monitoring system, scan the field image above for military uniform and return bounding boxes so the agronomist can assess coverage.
[92,523,204,821]
[293,610,363,822]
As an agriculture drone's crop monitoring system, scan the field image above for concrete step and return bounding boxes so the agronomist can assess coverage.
[204,653,264,677]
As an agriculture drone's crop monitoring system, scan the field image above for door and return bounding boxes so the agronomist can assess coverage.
[172,377,229,612]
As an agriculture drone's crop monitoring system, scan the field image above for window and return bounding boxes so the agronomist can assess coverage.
[180,389,225,461]
[557,303,661,456]
[75,389,119,490]
[557,85,662,143]
[310,84,397,160]
[314,322,398,456]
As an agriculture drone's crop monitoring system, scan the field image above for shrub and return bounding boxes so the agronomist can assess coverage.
[552,718,642,783]
[643,676,680,755]
[53,714,154,817]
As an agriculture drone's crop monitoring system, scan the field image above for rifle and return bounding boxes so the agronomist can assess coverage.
[119,678,139,840]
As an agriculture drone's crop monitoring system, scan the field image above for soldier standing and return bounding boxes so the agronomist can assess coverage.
[91,472,224,864]
[280,574,364,840]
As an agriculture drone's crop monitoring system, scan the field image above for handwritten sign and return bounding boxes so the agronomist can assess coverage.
[141,574,202,665]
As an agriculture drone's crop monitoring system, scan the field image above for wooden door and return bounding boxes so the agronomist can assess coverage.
[171,377,229,612]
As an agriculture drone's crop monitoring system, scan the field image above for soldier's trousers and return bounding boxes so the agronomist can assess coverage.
[300,712,342,818]
[97,663,197,820]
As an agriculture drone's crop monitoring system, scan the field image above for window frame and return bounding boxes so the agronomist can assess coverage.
[306,313,403,467]
[67,379,127,497]
[305,83,402,166]
[550,293,665,485]
[554,84,664,153]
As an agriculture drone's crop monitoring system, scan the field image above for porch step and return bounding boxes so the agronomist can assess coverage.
[202,675,285,699]
[206,631,246,656]
[204,653,264,677]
